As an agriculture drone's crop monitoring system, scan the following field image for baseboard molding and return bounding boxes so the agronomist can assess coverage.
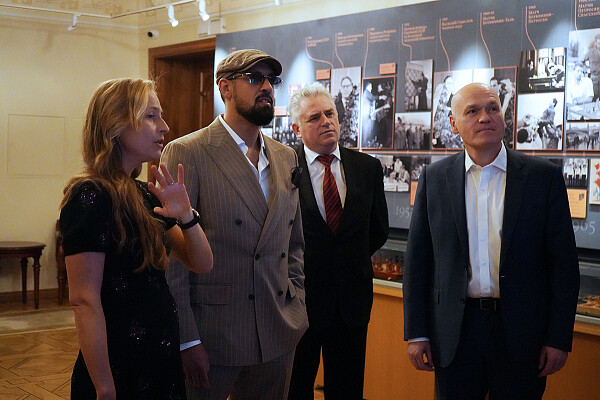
[0,288,62,302]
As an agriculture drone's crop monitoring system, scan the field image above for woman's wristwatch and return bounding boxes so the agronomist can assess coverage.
[177,208,200,230]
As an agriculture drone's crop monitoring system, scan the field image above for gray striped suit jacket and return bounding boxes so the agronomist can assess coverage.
[160,117,308,367]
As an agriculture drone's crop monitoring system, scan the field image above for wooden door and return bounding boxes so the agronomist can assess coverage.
[148,38,216,180]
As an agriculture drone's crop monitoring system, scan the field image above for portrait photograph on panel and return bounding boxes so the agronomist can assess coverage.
[567,28,600,121]
[515,92,564,150]
[361,77,395,149]
[566,122,600,151]
[272,116,301,147]
[394,112,431,151]
[410,156,430,181]
[473,67,517,149]
[405,59,433,112]
[563,157,589,189]
[331,66,362,148]
[590,158,600,205]
[518,48,566,92]
[374,155,411,192]
[431,69,472,149]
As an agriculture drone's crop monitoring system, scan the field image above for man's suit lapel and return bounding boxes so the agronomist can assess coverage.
[337,147,358,234]
[297,146,330,232]
[500,150,527,268]
[256,139,289,249]
[447,152,470,261]
[204,119,268,225]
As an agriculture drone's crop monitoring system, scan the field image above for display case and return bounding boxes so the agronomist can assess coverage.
[373,237,600,326]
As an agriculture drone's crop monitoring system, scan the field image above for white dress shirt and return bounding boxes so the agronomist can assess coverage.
[464,144,507,298]
[303,145,347,221]
[219,114,270,201]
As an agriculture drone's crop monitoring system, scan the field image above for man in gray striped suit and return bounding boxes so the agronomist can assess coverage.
[160,49,308,400]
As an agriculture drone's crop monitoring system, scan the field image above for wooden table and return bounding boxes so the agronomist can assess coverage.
[0,241,46,309]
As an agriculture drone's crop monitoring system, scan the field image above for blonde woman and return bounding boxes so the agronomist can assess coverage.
[60,78,213,400]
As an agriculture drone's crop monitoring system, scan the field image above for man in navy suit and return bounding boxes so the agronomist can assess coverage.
[287,86,388,399]
[403,82,579,399]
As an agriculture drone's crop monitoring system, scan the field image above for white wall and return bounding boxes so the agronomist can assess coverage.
[0,16,141,294]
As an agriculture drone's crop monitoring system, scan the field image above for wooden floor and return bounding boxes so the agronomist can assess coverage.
[0,296,325,399]
[0,297,77,399]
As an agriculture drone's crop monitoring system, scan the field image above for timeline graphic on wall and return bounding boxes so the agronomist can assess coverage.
[215,0,600,250]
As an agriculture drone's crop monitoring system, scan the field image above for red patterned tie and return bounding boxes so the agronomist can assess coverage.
[317,154,343,233]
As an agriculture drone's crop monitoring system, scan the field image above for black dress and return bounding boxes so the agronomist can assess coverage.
[60,180,186,400]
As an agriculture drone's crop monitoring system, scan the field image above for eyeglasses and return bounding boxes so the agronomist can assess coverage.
[228,72,283,89]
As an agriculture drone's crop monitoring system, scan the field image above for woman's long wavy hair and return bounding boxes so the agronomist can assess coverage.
[61,78,169,271]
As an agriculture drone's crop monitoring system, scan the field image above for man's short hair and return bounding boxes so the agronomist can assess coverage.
[289,86,334,124]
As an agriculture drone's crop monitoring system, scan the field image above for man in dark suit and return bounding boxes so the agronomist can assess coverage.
[403,82,579,399]
[287,86,389,400]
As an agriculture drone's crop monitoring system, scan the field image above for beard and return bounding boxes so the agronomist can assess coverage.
[234,92,274,126]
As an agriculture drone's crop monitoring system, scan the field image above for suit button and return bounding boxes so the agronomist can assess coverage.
[278,290,284,296]
[235,219,243,226]
[255,254,260,260]
[289,219,294,225]
[281,252,286,258]
[460,298,466,304]
[249,294,255,300]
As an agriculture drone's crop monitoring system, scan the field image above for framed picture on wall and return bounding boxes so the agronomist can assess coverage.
[515,92,564,150]
[405,59,433,112]
[361,76,395,149]
[331,67,362,148]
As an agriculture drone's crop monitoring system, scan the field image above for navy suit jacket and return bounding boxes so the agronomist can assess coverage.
[403,149,579,377]
[296,146,389,329]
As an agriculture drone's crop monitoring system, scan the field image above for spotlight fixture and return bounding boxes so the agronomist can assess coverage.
[67,14,78,31]
[275,0,281,5]
[198,0,210,21]
[167,5,179,27]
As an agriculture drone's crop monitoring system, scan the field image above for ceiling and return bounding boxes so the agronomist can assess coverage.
[0,0,294,29]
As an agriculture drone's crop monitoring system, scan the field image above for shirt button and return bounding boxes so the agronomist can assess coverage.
[235,219,243,226]
[278,290,284,296]
[460,298,466,304]
[255,254,260,260]
[281,252,286,258]
[289,219,294,225]
[249,294,255,300]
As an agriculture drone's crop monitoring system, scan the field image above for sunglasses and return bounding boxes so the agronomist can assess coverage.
[228,72,283,89]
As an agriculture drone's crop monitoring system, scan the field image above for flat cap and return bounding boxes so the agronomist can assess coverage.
[215,49,282,84]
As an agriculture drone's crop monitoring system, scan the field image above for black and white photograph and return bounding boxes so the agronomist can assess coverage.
[394,112,431,151]
[566,122,600,150]
[473,67,517,149]
[405,59,433,112]
[518,48,566,92]
[431,69,472,149]
[331,66,361,148]
[410,156,430,181]
[567,28,600,121]
[361,77,395,149]
[374,155,411,192]
[563,157,589,189]
[515,92,564,150]
[272,116,301,147]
